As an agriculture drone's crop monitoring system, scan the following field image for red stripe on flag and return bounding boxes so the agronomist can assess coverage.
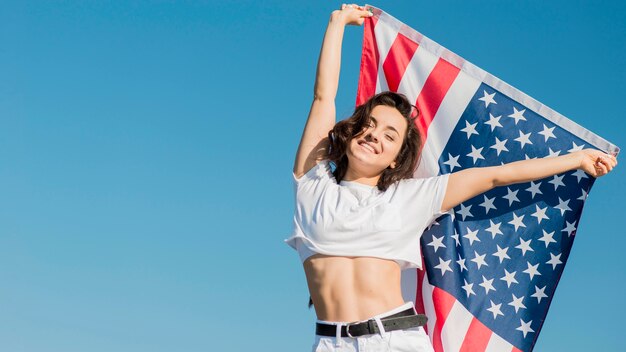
[382,33,418,93]
[459,317,492,352]
[512,347,523,352]
[356,16,379,105]
[415,58,460,140]
[431,287,457,352]
[415,267,426,314]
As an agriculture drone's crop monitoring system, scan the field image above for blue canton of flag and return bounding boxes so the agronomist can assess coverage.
[422,83,595,351]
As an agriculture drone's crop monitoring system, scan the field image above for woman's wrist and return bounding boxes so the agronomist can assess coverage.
[330,10,348,25]
[572,150,585,170]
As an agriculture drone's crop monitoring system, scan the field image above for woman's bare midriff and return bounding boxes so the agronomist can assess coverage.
[303,254,406,322]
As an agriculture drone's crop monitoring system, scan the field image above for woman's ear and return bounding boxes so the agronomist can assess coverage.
[390,161,397,169]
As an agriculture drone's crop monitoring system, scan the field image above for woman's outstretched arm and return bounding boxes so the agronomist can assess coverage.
[441,149,618,212]
[293,5,372,178]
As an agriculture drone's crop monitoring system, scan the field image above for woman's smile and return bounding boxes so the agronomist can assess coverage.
[358,140,379,154]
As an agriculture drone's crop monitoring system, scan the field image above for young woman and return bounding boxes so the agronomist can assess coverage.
[286,4,617,351]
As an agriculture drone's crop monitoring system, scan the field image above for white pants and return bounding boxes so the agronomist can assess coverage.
[311,302,434,352]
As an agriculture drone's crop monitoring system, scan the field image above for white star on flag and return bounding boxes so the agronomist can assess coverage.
[451,230,460,246]
[531,205,549,224]
[434,257,453,276]
[457,254,468,272]
[546,253,563,269]
[562,220,577,236]
[443,153,461,171]
[538,230,556,248]
[546,147,561,158]
[509,213,527,231]
[515,238,534,256]
[523,262,541,280]
[457,204,473,220]
[516,319,534,338]
[501,269,519,288]
[466,145,485,164]
[568,141,585,152]
[509,294,526,313]
[485,220,503,239]
[484,113,503,131]
[572,169,589,183]
[462,279,476,297]
[514,130,533,149]
[578,189,589,201]
[478,90,497,107]
[531,285,548,303]
[554,197,572,215]
[479,195,497,214]
[460,120,479,139]
[493,245,511,263]
[463,227,480,245]
[525,181,543,199]
[490,137,509,156]
[471,251,488,269]
[486,300,504,319]
[427,235,446,252]
[502,187,520,206]
[508,107,527,124]
[479,276,496,295]
[538,124,556,141]
[548,174,566,190]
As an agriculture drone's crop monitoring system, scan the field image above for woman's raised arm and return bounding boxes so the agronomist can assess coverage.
[293,5,372,178]
[440,149,617,212]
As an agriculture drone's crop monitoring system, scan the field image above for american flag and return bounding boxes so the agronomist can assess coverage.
[356,7,619,352]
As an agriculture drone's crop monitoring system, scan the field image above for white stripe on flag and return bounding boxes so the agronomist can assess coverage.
[416,70,481,178]
[373,17,398,94]
[441,301,474,352]
[485,331,514,352]
[421,274,437,337]
[397,46,439,104]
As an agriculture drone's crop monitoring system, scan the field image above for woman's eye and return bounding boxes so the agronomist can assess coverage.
[386,135,395,141]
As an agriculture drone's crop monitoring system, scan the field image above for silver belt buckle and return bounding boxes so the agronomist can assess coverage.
[345,322,356,338]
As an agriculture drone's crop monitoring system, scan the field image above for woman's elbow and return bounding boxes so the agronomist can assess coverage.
[492,166,514,188]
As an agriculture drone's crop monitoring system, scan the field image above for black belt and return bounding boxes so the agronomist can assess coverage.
[315,308,427,338]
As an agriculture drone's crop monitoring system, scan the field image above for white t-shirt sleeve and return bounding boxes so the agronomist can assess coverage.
[287,160,336,255]
[293,160,334,187]
[292,160,336,222]
[293,160,332,182]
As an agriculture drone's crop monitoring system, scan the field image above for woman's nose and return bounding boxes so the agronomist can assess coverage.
[366,130,379,142]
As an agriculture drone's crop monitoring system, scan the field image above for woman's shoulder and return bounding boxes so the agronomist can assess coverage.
[293,160,336,189]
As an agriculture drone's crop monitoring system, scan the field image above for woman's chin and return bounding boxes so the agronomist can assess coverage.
[346,159,387,178]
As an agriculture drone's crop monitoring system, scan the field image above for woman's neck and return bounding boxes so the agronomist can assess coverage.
[342,169,380,186]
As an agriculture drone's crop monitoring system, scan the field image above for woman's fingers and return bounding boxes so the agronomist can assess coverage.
[595,157,609,175]
[340,3,371,14]
[337,4,372,26]
[606,158,615,172]
[601,154,617,169]
[610,154,618,167]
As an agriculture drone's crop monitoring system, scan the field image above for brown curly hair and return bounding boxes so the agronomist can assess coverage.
[327,91,422,191]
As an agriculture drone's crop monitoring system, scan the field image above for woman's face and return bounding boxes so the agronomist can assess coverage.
[346,104,408,178]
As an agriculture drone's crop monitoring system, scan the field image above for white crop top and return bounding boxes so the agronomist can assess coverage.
[285,160,449,270]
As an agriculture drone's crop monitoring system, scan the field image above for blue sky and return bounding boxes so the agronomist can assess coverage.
[1,1,624,351]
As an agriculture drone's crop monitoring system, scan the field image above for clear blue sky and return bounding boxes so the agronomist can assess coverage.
[1,1,624,351]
